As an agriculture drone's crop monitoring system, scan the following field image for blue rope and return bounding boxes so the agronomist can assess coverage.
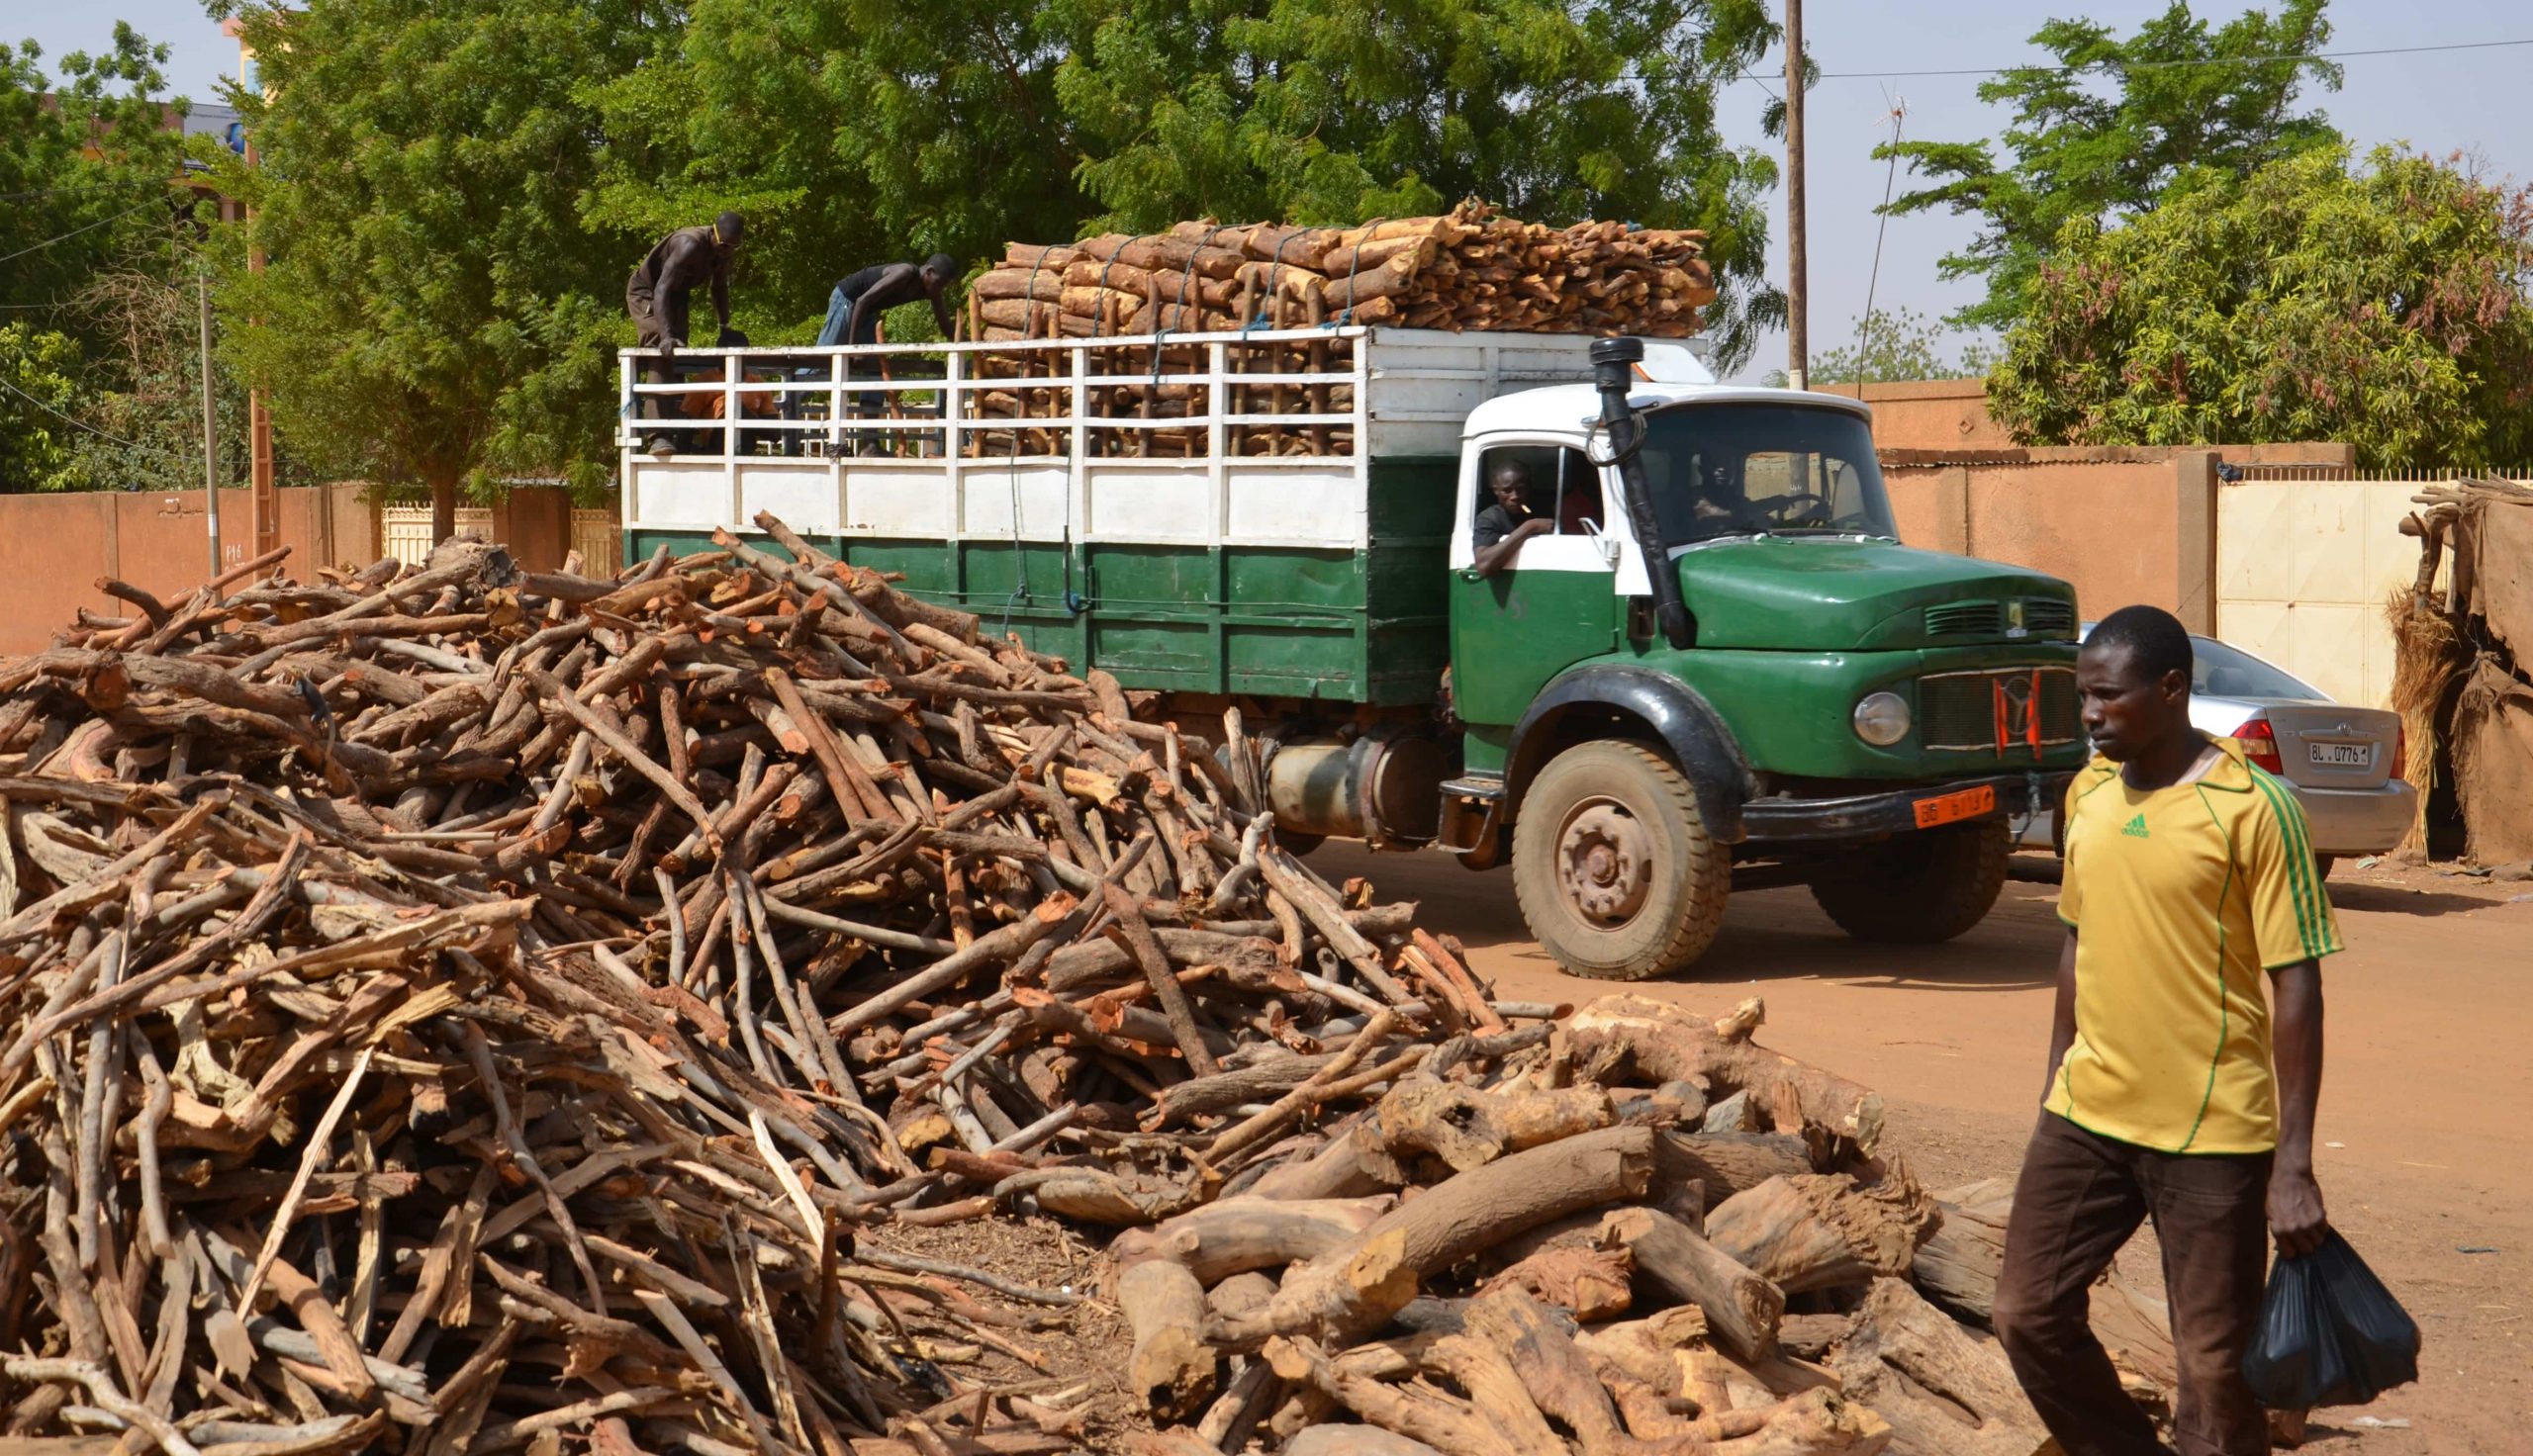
[1329,218,1386,329]
[1242,227,1315,334]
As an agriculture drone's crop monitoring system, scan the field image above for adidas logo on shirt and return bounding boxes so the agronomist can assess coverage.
[2120,813,2150,839]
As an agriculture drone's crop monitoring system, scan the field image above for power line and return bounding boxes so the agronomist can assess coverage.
[0,374,143,452]
[1732,36,2533,83]
[0,199,167,267]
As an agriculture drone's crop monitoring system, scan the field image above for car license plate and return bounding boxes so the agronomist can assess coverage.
[1913,784,1997,829]
[2307,742,2371,768]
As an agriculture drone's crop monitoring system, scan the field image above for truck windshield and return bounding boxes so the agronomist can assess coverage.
[1637,405,1897,545]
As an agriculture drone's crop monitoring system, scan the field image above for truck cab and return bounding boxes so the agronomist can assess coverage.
[1432,344,2083,977]
[616,324,2082,980]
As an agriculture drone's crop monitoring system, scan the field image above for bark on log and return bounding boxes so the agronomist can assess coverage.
[1653,1131,1814,1208]
[1354,1073,1612,1178]
[1121,1257,1216,1418]
[1265,1334,1517,1456]
[1221,1126,1655,1347]
[1568,995,1885,1157]
[1910,1178,2013,1325]
[1245,1131,1392,1202]
[1463,1287,1694,1456]
[1601,1205,1784,1361]
[1473,1244,1634,1323]
[1704,1169,1938,1294]
[1828,1278,2044,1456]
[1108,1195,1393,1285]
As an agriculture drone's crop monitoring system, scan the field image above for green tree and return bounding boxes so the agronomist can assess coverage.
[1051,0,1786,369]
[584,0,1084,336]
[1986,146,2533,471]
[0,324,96,492]
[0,25,195,314]
[592,0,1788,368]
[211,0,652,537]
[1804,307,1991,384]
[1878,0,2342,330]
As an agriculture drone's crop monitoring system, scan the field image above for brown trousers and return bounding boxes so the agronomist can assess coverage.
[1994,1113,2273,1456]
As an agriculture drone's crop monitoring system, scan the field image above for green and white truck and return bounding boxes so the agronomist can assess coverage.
[617,325,2086,979]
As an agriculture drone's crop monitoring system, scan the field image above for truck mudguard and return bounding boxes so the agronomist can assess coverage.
[1506,666,1756,843]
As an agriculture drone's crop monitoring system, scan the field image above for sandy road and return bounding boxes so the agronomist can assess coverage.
[1315,843,2533,1455]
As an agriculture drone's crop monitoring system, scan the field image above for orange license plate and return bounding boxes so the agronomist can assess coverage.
[1913,784,1997,829]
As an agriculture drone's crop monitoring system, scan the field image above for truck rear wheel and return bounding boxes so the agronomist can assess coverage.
[1810,818,2010,944]
[1512,741,1730,981]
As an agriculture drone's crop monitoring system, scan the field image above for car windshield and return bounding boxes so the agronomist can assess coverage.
[1638,404,1898,545]
[2191,635,2323,700]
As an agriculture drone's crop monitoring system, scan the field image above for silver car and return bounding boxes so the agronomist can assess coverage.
[2017,629,2416,876]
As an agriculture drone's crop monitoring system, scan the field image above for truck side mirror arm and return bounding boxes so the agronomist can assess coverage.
[1589,338,1695,649]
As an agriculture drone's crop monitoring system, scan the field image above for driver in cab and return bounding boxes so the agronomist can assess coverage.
[1472,460,1551,576]
[1689,458,1769,534]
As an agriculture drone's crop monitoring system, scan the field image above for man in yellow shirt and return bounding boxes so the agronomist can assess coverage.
[1994,605,2338,1456]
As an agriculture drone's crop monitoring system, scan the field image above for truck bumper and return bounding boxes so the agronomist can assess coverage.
[1741,772,2069,844]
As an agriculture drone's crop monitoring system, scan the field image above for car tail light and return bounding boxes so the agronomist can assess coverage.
[2232,718,2284,774]
[2392,721,2407,779]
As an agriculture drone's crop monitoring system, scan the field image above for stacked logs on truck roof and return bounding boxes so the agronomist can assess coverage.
[0,520,2168,1455]
[968,199,1716,343]
[955,199,1713,462]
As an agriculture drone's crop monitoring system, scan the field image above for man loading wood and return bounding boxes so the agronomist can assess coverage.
[627,212,744,354]
[815,253,960,348]
[627,213,744,453]
[1994,603,2338,1456]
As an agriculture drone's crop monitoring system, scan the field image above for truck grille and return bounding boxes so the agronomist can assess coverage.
[1924,601,2002,636]
[2023,598,2076,636]
[1920,668,2082,751]
[1924,597,2079,639]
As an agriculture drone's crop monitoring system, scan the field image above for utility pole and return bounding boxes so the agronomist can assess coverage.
[200,271,223,578]
[1784,0,1808,391]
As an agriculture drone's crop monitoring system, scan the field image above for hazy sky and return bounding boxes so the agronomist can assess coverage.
[9,0,2529,383]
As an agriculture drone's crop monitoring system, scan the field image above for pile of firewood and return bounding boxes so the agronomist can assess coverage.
[969,200,1715,342]
[1102,991,2191,1456]
[0,519,2166,1455]
[0,515,1562,1453]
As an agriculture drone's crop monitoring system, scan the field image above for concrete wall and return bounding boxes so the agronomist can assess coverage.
[1883,447,2220,631]
[0,483,370,655]
[1819,379,2010,451]
[1826,375,2366,472]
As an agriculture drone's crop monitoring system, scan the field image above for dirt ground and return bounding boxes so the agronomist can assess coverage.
[1313,843,2533,1456]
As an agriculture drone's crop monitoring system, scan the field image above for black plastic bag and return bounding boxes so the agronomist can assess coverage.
[2242,1229,2421,1409]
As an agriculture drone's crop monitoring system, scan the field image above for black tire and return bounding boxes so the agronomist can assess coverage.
[1811,818,2011,945]
[1511,741,1732,980]
[1276,831,1327,857]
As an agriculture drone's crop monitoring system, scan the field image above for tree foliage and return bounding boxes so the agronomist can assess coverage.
[588,0,1787,368]
[1987,146,2533,470]
[0,25,194,315]
[202,0,1786,518]
[0,24,238,494]
[1803,308,1992,385]
[1049,0,1787,367]
[1878,0,2342,330]
[0,324,92,492]
[211,0,651,522]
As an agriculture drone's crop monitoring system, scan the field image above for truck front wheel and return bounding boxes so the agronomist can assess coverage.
[1810,819,2010,944]
[1512,741,1731,980]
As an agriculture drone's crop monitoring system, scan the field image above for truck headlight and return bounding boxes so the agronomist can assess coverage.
[1852,691,1911,747]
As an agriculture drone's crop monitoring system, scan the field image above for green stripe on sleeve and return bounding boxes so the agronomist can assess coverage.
[2271,778,2338,955]
[2249,772,2325,953]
